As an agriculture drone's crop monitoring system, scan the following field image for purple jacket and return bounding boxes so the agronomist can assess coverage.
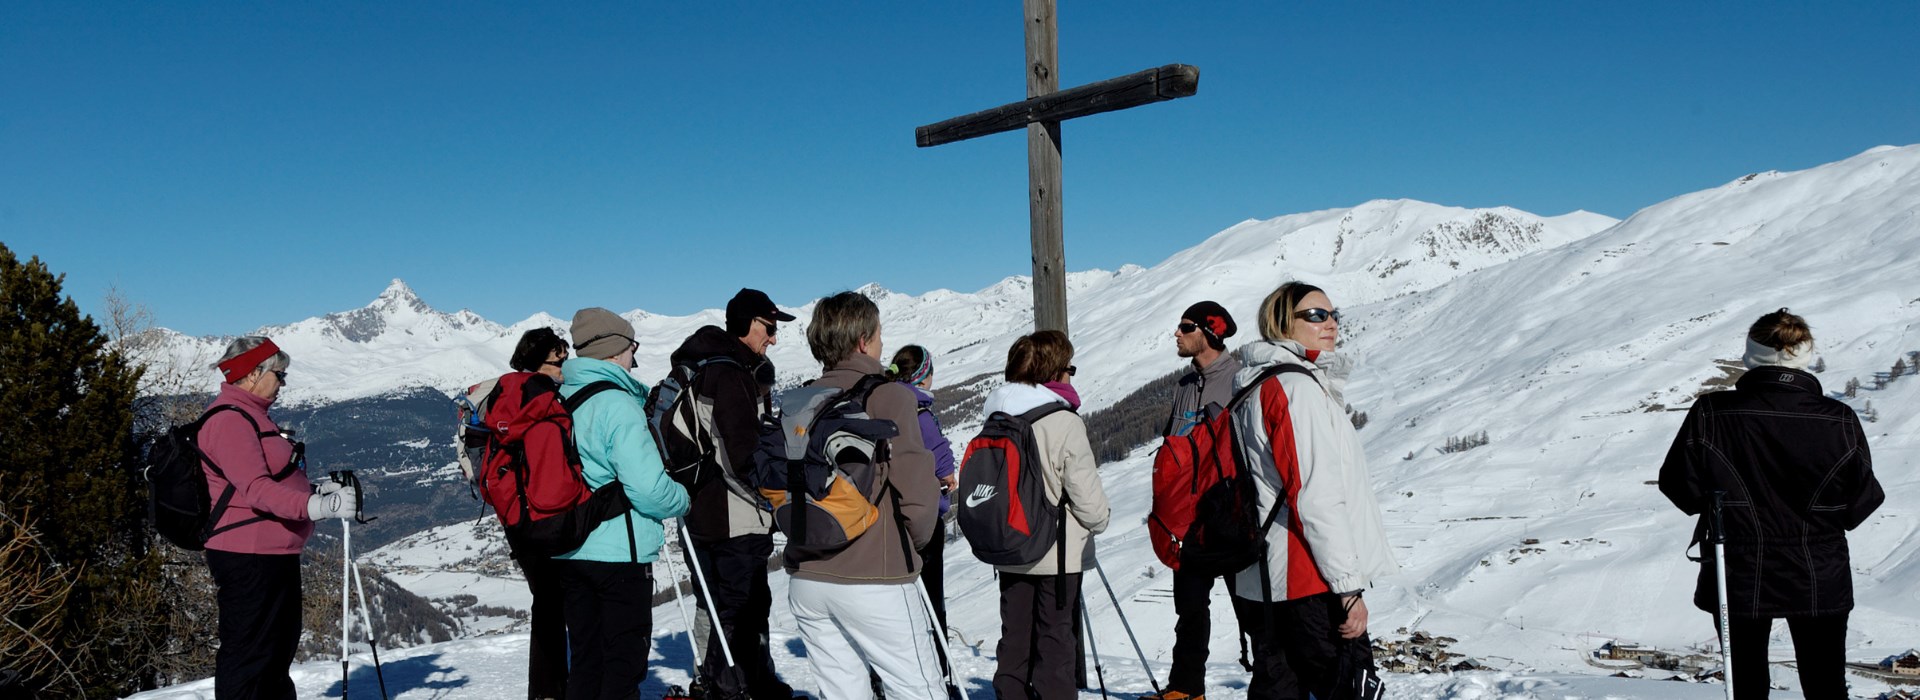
[907,383,957,514]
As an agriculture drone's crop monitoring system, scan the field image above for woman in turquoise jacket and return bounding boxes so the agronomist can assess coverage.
[557,308,690,700]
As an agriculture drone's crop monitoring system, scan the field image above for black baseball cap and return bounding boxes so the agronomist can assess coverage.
[726,288,796,336]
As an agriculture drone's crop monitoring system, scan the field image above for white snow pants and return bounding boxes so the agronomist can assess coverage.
[789,577,945,700]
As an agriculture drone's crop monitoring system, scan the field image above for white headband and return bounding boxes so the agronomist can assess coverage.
[1742,337,1814,370]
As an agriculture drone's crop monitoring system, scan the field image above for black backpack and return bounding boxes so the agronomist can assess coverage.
[644,356,746,494]
[144,406,300,551]
[954,402,1074,567]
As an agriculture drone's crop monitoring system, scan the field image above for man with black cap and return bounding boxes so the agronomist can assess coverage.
[1149,300,1242,700]
[662,288,797,700]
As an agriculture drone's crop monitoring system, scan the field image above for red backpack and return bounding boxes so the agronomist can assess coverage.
[1147,364,1313,576]
[477,373,629,558]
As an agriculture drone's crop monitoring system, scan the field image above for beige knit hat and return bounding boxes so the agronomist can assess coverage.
[570,307,636,360]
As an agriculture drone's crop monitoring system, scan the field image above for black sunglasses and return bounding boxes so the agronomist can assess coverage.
[1176,322,1200,334]
[757,318,778,336]
[270,370,288,382]
[1066,365,1077,376]
[1293,308,1342,324]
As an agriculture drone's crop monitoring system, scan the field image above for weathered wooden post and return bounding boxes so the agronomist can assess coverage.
[915,1,1198,334]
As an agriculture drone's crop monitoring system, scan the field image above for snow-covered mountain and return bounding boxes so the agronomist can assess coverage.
[127,145,1920,699]
[146,200,1614,409]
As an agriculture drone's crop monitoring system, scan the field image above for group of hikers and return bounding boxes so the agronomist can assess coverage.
[175,279,1885,700]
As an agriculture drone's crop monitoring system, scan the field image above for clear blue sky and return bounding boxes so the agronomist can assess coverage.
[6,1,1917,336]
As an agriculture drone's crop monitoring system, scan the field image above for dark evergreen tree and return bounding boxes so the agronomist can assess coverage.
[0,243,166,697]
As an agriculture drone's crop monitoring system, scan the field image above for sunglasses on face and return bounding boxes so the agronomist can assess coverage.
[1176,322,1200,334]
[757,318,778,336]
[270,370,288,382]
[1293,308,1342,324]
[1066,365,1077,376]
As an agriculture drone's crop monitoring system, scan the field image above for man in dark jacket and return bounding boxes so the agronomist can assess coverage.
[668,288,796,700]
[1659,330,1884,700]
[1149,301,1242,700]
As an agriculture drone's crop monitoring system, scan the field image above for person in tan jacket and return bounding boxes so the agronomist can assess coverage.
[982,330,1111,700]
[786,291,945,700]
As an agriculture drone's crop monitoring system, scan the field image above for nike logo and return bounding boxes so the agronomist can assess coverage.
[964,485,997,509]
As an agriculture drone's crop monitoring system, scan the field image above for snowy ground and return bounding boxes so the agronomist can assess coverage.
[122,632,1753,700]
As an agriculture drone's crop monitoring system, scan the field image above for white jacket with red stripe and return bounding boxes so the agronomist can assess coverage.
[1229,339,1398,601]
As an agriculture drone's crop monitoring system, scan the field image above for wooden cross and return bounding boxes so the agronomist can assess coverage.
[916,0,1198,334]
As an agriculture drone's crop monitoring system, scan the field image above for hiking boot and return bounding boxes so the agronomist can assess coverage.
[1140,691,1204,700]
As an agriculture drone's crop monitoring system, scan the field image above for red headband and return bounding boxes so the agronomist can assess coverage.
[219,339,282,383]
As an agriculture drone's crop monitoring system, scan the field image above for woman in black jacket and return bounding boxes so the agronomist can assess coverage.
[1659,308,1884,700]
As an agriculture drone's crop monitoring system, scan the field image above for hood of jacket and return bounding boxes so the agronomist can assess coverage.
[669,325,765,371]
[1239,339,1349,406]
[982,381,1069,419]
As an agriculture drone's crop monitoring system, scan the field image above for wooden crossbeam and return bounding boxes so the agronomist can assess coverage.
[915,63,1200,148]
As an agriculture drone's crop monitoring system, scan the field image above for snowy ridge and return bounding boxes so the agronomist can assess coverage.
[146,200,1611,411]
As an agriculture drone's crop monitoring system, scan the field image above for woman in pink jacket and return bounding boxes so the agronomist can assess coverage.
[199,336,357,700]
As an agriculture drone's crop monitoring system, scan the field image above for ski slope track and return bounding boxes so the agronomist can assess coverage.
[129,145,1920,699]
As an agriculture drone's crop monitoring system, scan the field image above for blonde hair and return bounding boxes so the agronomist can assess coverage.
[1257,281,1326,341]
[1748,308,1812,351]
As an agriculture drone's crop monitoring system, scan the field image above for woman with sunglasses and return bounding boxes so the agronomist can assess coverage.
[502,327,572,700]
[980,330,1110,700]
[199,336,358,699]
[1229,282,1397,700]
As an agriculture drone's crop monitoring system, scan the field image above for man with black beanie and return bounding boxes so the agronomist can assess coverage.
[1149,300,1242,700]
[664,288,797,700]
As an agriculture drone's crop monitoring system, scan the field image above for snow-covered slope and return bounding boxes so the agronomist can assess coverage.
[127,145,1920,699]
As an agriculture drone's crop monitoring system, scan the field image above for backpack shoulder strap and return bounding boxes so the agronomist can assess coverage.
[563,380,625,414]
[198,404,268,438]
[848,372,892,404]
[1225,363,1320,414]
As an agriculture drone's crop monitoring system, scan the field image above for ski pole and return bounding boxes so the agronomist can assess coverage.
[915,578,968,700]
[1080,597,1109,700]
[1093,561,1163,695]
[657,533,706,675]
[341,518,351,699]
[1711,491,1734,700]
[348,557,391,699]
[676,519,738,668]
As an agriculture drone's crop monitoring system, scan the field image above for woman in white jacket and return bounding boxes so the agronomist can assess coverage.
[1230,282,1398,700]
[980,330,1111,700]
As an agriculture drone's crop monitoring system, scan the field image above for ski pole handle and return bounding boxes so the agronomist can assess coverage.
[1709,491,1727,545]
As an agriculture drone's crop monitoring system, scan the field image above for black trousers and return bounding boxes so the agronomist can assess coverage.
[1232,592,1373,700]
[518,555,569,699]
[1167,569,1222,694]
[686,533,791,700]
[1720,613,1849,700]
[993,572,1083,700]
[562,560,653,700]
[206,550,302,700]
[920,517,949,633]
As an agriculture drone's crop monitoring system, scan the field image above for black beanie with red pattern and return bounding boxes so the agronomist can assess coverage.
[1182,301,1236,350]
